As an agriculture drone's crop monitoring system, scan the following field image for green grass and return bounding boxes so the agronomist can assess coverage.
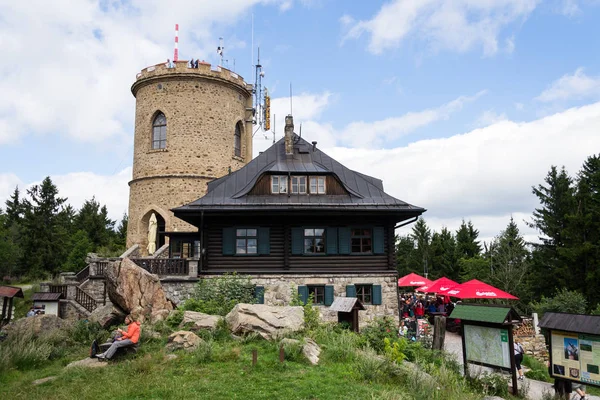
[0,321,521,400]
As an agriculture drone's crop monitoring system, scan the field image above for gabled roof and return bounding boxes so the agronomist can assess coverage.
[449,304,521,324]
[32,292,63,301]
[174,134,425,215]
[0,286,24,298]
[539,312,600,335]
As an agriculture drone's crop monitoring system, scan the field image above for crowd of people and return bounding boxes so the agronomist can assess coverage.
[399,292,455,320]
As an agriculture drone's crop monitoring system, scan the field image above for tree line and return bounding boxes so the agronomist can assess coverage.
[396,154,600,312]
[0,177,127,280]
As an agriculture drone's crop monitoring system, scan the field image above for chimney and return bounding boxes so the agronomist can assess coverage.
[284,115,294,156]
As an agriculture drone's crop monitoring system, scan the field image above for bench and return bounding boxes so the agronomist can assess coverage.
[98,341,139,357]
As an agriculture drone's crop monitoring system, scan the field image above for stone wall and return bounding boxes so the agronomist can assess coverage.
[518,334,549,363]
[161,279,198,304]
[127,61,253,252]
[59,300,87,321]
[80,278,109,305]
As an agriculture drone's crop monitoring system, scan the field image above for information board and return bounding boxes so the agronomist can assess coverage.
[551,330,600,385]
[464,324,511,369]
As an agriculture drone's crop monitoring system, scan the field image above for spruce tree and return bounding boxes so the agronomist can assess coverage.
[430,227,458,280]
[410,218,432,278]
[455,220,481,259]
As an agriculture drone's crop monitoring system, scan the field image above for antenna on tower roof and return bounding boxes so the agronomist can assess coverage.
[289,83,293,115]
[174,24,179,61]
[217,37,224,67]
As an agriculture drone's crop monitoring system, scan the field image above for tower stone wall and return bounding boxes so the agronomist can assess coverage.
[127,61,253,251]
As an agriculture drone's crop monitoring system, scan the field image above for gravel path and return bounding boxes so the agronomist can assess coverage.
[443,332,599,400]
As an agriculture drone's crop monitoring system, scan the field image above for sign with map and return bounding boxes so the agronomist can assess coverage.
[550,330,600,385]
[464,324,511,369]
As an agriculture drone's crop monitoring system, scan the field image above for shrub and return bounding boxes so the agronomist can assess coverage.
[194,339,215,363]
[165,310,184,329]
[353,348,401,383]
[468,373,509,398]
[181,273,256,316]
[531,288,587,317]
[383,337,407,364]
[69,320,110,345]
[359,317,397,353]
[281,340,304,363]
[321,329,360,363]
[0,330,53,373]
[289,290,320,331]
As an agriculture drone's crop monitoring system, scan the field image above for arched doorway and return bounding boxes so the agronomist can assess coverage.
[142,210,166,254]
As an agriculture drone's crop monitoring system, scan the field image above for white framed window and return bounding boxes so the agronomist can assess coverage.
[291,176,307,194]
[236,228,257,254]
[310,177,326,194]
[271,176,288,194]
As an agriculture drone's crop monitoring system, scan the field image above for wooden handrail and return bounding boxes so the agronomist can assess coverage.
[75,287,97,312]
[48,284,68,299]
[75,265,90,282]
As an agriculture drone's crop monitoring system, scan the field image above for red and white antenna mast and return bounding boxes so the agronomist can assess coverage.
[174,24,179,61]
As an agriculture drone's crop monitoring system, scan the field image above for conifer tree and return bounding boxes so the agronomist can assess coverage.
[430,227,458,280]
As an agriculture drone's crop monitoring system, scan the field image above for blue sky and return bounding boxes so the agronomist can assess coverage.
[1,0,600,244]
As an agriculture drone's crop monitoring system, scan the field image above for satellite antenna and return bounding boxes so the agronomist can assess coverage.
[217,37,225,66]
[253,48,266,129]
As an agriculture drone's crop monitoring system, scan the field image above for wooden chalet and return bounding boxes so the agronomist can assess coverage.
[170,115,426,322]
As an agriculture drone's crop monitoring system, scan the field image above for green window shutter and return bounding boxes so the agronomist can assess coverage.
[326,227,338,254]
[373,227,385,254]
[372,285,382,305]
[324,285,334,306]
[298,286,308,305]
[291,227,303,255]
[338,227,351,254]
[346,285,356,297]
[255,286,265,304]
[223,227,235,255]
[258,227,270,255]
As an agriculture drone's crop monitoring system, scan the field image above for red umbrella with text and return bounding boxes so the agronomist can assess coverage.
[398,273,433,287]
[415,277,459,294]
[444,279,518,300]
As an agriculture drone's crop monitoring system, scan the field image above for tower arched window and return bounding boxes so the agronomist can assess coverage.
[234,121,242,157]
[152,112,167,149]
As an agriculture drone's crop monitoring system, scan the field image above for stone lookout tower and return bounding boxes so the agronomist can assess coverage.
[127,61,254,253]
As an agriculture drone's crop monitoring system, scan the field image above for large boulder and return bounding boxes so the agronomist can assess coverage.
[166,331,202,352]
[89,304,126,328]
[4,314,67,337]
[302,338,321,365]
[105,258,174,323]
[225,304,304,340]
[180,311,221,331]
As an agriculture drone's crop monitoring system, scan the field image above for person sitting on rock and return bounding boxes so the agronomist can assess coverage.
[96,315,141,360]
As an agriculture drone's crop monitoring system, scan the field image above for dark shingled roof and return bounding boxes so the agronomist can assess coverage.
[539,312,600,336]
[32,292,63,301]
[174,134,425,215]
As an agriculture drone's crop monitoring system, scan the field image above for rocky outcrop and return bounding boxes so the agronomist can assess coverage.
[225,304,304,340]
[302,338,321,365]
[166,331,202,352]
[65,358,109,369]
[4,314,67,337]
[180,311,221,331]
[89,305,126,328]
[280,337,321,365]
[105,258,174,323]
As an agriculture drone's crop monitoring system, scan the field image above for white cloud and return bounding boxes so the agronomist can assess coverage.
[536,68,600,102]
[341,91,485,148]
[342,0,538,56]
[321,102,600,240]
[0,1,291,147]
[558,0,581,16]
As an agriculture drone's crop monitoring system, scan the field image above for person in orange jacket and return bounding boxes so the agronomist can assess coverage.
[96,315,141,360]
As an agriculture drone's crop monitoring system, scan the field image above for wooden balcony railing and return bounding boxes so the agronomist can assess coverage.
[48,284,68,299]
[131,258,189,276]
[96,261,109,276]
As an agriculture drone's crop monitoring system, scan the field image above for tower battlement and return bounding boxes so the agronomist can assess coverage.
[132,60,252,96]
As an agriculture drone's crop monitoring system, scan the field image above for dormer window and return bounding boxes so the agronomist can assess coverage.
[271,176,288,194]
[291,176,307,194]
[310,177,326,194]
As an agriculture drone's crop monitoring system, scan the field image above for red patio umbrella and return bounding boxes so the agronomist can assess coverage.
[416,277,459,293]
[397,273,433,287]
[445,279,518,300]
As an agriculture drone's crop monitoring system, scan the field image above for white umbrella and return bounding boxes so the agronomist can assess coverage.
[147,213,157,255]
